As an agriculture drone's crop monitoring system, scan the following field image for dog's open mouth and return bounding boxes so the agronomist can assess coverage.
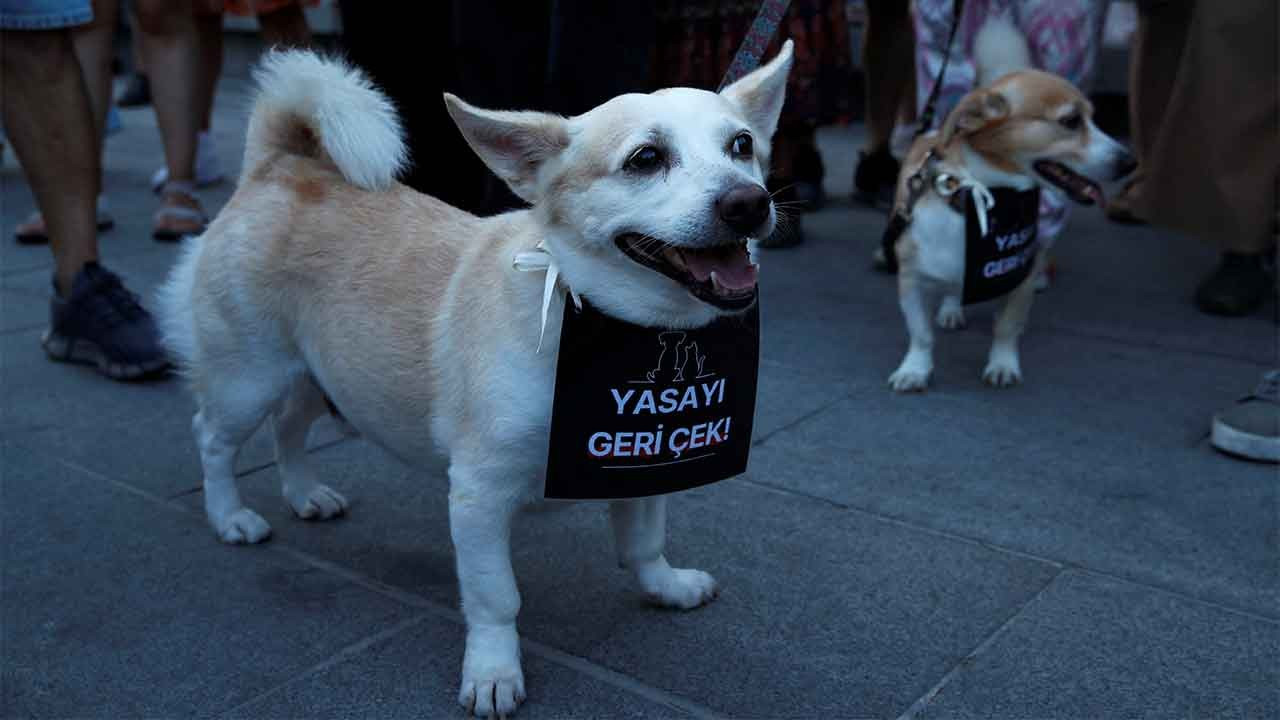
[615,234,758,310]
[1033,160,1104,207]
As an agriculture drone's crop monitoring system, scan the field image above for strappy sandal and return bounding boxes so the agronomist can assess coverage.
[152,185,208,242]
[14,195,115,244]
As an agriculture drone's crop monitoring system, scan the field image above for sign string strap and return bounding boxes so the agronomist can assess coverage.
[513,242,581,353]
[512,0,791,352]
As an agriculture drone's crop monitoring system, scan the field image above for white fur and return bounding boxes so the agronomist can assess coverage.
[247,50,407,190]
[973,16,1032,86]
[160,48,793,717]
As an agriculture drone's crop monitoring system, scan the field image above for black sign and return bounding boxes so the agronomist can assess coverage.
[962,186,1041,305]
[543,298,760,500]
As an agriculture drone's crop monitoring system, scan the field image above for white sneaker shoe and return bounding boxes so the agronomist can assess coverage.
[151,130,225,192]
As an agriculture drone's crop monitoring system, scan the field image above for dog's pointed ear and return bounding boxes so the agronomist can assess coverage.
[941,89,1010,143]
[443,93,569,203]
[720,39,794,140]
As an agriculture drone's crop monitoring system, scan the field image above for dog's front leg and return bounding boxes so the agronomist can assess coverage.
[449,463,525,718]
[610,496,718,609]
[983,251,1046,387]
[889,271,936,392]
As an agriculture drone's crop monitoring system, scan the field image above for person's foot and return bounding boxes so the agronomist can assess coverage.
[14,195,115,244]
[1211,370,1279,463]
[854,147,901,209]
[152,183,208,242]
[115,72,151,108]
[150,130,225,192]
[42,262,169,380]
[1194,251,1273,316]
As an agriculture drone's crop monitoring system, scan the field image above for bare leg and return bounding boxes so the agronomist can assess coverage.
[192,10,223,131]
[863,0,913,154]
[71,0,120,149]
[1,29,99,295]
[133,0,199,184]
[983,252,1047,387]
[257,2,313,48]
[610,496,718,609]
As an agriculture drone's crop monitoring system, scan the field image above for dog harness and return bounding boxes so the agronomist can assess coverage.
[881,148,1042,305]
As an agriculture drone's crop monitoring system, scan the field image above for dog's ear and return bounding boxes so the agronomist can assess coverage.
[720,39,794,141]
[443,94,569,203]
[940,89,1010,143]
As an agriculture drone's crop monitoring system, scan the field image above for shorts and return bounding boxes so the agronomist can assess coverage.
[0,0,93,30]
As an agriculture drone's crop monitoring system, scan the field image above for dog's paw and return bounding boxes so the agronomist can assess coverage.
[640,566,719,610]
[888,366,931,393]
[982,359,1023,387]
[213,508,272,544]
[459,639,525,718]
[285,483,349,520]
[936,305,966,330]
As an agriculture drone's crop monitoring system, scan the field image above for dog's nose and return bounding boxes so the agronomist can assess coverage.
[1111,150,1138,180]
[717,185,771,235]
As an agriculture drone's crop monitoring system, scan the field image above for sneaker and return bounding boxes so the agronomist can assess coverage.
[42,262,170,380]
[150,130,225,192]
[854,147,901,209]
[1194,252,1273,316]
[1211,370,1280,463]
[115,72,151,108]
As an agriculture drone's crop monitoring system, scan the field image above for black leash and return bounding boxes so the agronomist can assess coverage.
[881,0,966,273]
[914,0,966,138]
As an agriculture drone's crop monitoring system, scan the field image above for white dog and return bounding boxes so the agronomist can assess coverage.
[157,45,792,717]
[888,20,1135,392]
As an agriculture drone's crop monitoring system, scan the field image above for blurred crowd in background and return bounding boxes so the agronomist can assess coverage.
[1,0,1275,462]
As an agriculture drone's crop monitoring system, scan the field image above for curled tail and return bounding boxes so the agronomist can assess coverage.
[973,17,1032,87]
[244,50,407,190]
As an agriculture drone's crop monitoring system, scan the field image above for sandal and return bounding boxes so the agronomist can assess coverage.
[14,195,115,244]
[152,186,208,242]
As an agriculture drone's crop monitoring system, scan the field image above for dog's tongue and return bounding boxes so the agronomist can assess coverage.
[680,245,758,290]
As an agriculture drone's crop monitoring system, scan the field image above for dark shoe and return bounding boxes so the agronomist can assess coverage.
[1194,252,1273,316]
[854,147,901,209]
[42,262,170,380]
[115,72,151,108]
[1211,370,1280,463]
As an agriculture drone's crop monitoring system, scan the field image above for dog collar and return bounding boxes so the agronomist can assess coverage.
[513,241,582,353]
[898,149,996,236]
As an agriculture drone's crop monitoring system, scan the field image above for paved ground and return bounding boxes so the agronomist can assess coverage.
[3,40,1277,719]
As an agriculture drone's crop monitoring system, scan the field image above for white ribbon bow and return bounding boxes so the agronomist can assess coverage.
[512,241,581,353]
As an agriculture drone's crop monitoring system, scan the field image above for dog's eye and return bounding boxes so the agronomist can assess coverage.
[1058,113,1083,131]
[730,133,753,159]
[625,146,664,173]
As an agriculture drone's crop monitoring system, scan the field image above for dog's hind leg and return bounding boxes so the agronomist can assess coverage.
[983,251,1046,387]
[610,496,718,609]
[272,375,349,520]
[449,459,526,718]
[194,369,294,544]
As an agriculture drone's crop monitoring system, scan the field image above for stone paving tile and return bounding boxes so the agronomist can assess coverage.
[0,441,417,718]
[177,439,1062,718]
[916,570,1280,719]
[743,337,1278,617]
[229,618,695,720]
